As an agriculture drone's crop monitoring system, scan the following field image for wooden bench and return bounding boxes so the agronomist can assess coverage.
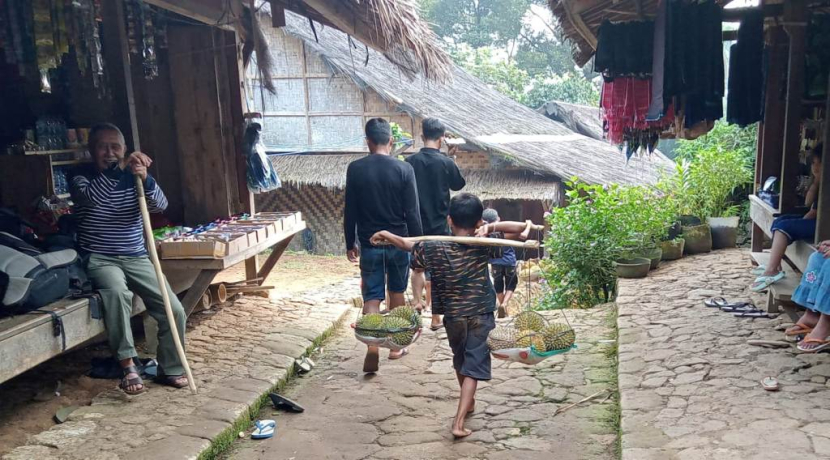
[750,242,816,320]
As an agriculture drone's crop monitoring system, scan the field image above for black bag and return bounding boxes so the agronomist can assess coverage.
[0,232,79,314]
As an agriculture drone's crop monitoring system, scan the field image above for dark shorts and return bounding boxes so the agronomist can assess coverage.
[360,246,410,302]
[771,215,816,244]
[491,264,518,293]
[444,313,496,381]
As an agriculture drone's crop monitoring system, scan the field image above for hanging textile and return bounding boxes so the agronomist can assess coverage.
[663,0,723,129]
[594,19,654,81]
[646,0,667,120]
[601,77,675,158]
[726,9,764,127]
[806,14,830,100]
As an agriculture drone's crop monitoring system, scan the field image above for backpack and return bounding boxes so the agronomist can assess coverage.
[0,232,80,314]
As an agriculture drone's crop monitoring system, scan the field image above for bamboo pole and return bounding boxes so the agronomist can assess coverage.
[377,236,541,249]
[136,177,197,394]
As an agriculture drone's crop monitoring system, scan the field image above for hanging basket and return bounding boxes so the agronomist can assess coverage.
[487,312,576,365]
[352,310,423,351]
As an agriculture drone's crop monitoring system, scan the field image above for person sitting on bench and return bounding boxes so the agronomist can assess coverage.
[785,240,830,352]
[70,123,187,395]
[752,144,822,293]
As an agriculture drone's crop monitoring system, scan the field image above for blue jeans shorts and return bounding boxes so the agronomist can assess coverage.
[360,246,410,302]
[771,214,816,244]
[445,313,496,381]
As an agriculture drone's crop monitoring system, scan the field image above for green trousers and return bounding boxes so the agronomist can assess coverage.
[86,254,186,376]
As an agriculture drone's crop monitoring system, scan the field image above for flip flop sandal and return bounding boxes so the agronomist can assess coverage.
[704,297,729,308]
[388,348,410,360]
[120,365,146,395]
[751,265,766,276]
[761,377,780,391]
[797,338,830,353]
[269,393,305,413]
[294,357,315,374]
[430,324,444,331]
[251,419,276,440]
[785,324,814,337]
[497,305,507,318]
[751,272,786,292]
[734,310,773,318]
[154,374,188,388]
[719,302,756,312]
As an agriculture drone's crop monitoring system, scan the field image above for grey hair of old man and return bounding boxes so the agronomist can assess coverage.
[88,122,126,151]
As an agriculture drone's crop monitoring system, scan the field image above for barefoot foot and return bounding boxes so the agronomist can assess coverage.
[452,427,472,439]
[363,347,379,373]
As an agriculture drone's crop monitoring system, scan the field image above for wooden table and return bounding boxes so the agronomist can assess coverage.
[0,215,306,385]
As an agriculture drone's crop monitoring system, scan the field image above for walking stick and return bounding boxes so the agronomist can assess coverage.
[135,175,197,394]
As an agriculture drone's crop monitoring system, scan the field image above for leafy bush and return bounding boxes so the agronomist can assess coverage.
[659,147,753,220]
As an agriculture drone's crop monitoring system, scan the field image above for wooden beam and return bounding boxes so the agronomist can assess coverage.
[561,0,598,49]
[143,0,234,29]
[757,26,787,194]
[814,74,830,242]
[269,0,286,27]
[256,236,294,284]
[721,4,783,22]
[778,0,808,214]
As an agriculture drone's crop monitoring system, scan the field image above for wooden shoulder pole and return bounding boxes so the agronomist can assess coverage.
[136,177,197,394]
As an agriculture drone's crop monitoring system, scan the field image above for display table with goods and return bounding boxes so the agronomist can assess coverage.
[0,211,306,385]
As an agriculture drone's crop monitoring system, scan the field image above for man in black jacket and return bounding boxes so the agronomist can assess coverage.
[405,118,466,330]
[344,118,423,372]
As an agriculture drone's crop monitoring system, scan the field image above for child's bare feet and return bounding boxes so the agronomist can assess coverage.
[452,426,472,439]
[467,400,475,414]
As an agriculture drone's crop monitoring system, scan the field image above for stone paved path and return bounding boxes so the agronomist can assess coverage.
[2,279,358,460]
[227,305,618,460]
[618,249,830,460]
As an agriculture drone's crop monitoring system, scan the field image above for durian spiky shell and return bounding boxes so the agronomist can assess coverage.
[542,323,575,350]
[356,313,385,337]
[487,326,517,351]
[389,306,419,325]
[513,311,546,332]
[382,316,415,346]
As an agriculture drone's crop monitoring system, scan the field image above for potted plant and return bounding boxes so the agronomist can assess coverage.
[615,187,673,270]
[660,237,685,260]
[657,160,712,255]
[686,148,752,249]
[615,257,652,279]
[541,182,622,309]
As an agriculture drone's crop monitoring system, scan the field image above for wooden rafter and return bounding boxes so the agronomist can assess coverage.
[561,0,597,49]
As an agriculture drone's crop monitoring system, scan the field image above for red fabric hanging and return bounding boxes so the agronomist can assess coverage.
[601,77,674,145]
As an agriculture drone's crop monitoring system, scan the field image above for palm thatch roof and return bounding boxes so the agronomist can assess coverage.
[270,154,561,201]
[276,11,673,186]
[262,0,452,82]
[537,100,604,141]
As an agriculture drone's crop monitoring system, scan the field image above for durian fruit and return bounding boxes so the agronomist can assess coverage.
[382,316,415,346]
[389,306,419,324]
[542,323,576,350]
[356,313,385,338]
[517,331,547,352]
[487,326,517,351]
[514,311,546,332]
[515,330,536,348]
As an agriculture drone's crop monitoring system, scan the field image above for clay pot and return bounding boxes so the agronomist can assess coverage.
[615,258,651,279]
[660,238,685,261]
[683,224,713,255]
[707,217,740,249]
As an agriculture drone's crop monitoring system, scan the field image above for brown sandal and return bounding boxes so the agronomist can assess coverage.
[154,374,189,388]
[120,365,146,395]
[785,324,814,337]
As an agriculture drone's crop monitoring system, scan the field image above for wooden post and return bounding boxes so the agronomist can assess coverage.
[752,26,787,252]
[814,74,830,243]
[778,0,808,214]
[242,0,259,280]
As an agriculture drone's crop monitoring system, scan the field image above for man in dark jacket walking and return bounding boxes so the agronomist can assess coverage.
[344,118,423,372]
[405,118,466,330]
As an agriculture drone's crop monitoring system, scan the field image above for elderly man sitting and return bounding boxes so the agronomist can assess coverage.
[70,123,187,395]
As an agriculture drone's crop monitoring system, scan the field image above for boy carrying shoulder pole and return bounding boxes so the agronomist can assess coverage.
[371,193,537,439]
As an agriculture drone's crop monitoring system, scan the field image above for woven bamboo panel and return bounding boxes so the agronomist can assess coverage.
[256,184,346,255]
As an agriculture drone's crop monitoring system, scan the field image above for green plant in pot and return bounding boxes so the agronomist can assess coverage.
[660,237,686,261]
[615,187,673,270]
[658,160,711,255]
[541,181,622,309]
[686,147,752,249]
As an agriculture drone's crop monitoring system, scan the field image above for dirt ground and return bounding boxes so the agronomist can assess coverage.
[0,252,358,457]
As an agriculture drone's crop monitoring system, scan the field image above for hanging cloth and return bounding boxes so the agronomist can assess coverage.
[594,20,654,81]
[726,9,764,126]
[646,0,668,120]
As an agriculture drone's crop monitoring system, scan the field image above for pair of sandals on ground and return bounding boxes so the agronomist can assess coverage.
[703,297,772,318]
[783,310,830,353]
[750,265,786,292]
[120,361,188,395]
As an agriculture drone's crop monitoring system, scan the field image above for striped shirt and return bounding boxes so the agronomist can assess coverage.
[70,163,168,257]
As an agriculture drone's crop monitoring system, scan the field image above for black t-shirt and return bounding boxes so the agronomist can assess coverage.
[410,235,504,317]
[405,148,466,235]
[344,153,423,250]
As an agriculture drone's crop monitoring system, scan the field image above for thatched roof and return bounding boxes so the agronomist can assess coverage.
[270,154,561,201]
[263,1,452,82]
[277,11,673,186]
[537,101,604,141]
